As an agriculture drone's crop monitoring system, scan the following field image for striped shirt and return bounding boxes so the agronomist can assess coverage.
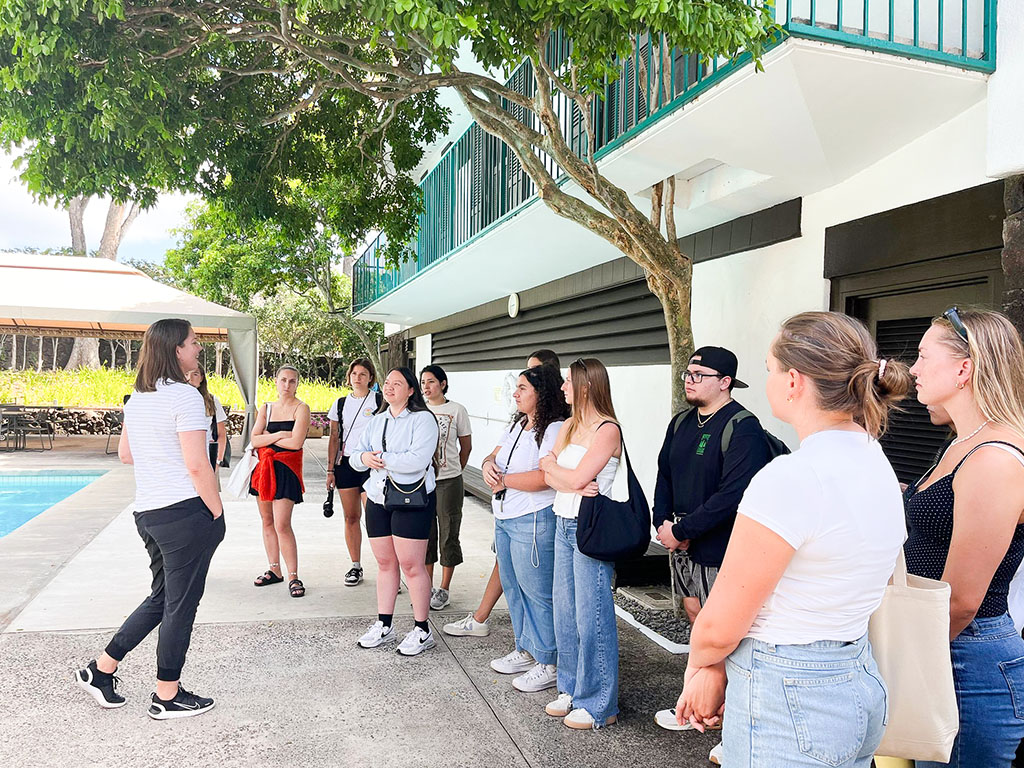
[124,380,209,510]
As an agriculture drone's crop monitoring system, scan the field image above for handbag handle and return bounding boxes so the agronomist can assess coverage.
[596,420,631,472]
[891,547,908,588]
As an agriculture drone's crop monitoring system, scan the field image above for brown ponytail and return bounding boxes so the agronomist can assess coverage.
[772,312,913,438]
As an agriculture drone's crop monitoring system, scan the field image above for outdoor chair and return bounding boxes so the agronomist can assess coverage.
[105,411,124,455]
[15,413,53,451]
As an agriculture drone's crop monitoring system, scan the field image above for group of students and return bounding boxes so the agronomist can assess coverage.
[72,308,1024,768]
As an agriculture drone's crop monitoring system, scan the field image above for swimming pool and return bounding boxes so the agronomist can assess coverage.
[0,471,107,537]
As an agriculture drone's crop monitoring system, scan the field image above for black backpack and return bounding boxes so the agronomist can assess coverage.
[672,407,790,460]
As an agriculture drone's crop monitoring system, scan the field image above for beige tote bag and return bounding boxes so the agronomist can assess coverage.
[868,549,959,762]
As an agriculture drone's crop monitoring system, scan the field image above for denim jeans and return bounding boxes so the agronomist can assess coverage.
[917,613,1024,768]
[724,634,887,768]
[494,506,556,665]
[552,516,618,725]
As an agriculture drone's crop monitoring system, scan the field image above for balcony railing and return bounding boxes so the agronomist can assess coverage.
[354,0,997,314]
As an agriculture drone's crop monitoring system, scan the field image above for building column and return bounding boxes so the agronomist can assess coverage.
[1004,175,1024,333]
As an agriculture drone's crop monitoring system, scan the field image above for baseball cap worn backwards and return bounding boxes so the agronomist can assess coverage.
[689,346,748,388]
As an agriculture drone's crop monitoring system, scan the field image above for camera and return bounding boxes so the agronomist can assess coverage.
[493,489,507,501]
[323,489,335,518]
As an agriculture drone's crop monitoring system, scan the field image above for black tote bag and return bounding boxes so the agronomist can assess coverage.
[575,428,651,562]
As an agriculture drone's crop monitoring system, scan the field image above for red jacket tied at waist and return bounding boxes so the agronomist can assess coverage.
[251,447,305,502]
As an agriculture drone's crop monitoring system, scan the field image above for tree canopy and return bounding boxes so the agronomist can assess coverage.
[0,0,778,408]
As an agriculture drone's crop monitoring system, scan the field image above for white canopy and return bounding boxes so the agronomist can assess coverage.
[0,253,259,444]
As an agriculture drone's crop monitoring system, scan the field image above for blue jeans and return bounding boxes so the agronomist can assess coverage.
[552,516,618,725]
[494,506,556,665]
[917,613,1024,768]
[724,634,887,768]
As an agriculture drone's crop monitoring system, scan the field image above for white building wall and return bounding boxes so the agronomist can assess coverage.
[986,0,1024,177]
[419,99,992,501]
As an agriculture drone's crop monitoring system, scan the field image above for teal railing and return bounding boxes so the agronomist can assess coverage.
[354,0,997,313]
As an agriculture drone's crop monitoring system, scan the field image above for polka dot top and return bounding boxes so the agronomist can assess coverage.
[904,441,1024,619]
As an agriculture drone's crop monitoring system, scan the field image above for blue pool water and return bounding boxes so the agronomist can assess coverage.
[0,471,106,537]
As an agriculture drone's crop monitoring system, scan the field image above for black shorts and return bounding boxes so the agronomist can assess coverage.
[334,456,370,490]
[365,493,435,540]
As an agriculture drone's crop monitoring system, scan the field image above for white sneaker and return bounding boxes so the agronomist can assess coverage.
[512,663,558,692]
[563,708,617,730]
[545,692,573,717]
[443,613,490,637]
[490,649,535,674]
[357,620,397,648]
[709,742,723,765]
[396,626,436,656]
[654,707,723,731]
[430,587,450,610]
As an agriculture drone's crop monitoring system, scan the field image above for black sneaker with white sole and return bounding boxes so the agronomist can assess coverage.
[75,660,126,709]
[344,566,363,587]
[147,685,215,720]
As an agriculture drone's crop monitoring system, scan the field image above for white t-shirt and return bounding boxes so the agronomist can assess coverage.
[328,392,379,459]
[205,394,227,444]
[429,400,472,481]
[738,430,906,645]
[491,420,562,520]
[552,443,623,519]
[124,380,210,511]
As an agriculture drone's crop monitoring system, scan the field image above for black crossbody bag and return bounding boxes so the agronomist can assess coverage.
[381,418,430,511]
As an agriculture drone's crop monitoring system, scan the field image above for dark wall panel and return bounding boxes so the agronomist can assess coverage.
[431,280,670,370]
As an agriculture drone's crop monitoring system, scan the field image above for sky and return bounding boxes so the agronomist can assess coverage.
[0,153,195,264]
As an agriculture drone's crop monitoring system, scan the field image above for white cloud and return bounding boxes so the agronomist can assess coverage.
[0,153,196,264]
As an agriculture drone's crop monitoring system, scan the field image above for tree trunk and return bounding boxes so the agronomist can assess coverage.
[37,336,43,372]
[10,335,16,370]
[66,199,143,370]
[647,262,694,413]
[52,337,59,370]
[215,342,225,377]
[1004,174,1024,334]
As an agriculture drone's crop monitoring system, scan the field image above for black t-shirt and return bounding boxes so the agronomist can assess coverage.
[652,400,773,567]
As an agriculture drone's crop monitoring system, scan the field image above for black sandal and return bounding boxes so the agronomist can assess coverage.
[254,570,283,587]
[288,578,306,598]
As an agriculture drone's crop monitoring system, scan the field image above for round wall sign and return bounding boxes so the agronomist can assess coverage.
[507,292,520,319]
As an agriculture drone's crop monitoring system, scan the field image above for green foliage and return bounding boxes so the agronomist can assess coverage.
[1,367,345,411]
[164,197,383,364]
[251,286,375,377]
[0,0,449,265]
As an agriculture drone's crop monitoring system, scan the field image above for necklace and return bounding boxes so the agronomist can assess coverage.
[696,403,726,428]
[950,418,991,447]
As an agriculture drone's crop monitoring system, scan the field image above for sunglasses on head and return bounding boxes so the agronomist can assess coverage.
[943,306,970,344]
[573,357,587,373]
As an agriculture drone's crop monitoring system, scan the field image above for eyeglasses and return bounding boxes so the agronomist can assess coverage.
[682,371,724,383]
[943,306,970,344]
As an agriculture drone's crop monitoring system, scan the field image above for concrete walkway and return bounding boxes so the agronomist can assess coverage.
[0,436,720,768]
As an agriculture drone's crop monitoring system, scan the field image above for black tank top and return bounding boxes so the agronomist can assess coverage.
[904,440,1024,618]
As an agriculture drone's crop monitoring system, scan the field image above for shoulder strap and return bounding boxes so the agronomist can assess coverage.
[721,409,754,455]
[671,408,693,435]
[375,391,383,408]
[954,440,1024,474]
[266,402,272,422]
[382,416,387,452]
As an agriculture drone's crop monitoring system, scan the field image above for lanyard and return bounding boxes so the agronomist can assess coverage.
[502,421,527,472]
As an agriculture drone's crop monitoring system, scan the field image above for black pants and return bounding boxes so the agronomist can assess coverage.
[105,497,225,681]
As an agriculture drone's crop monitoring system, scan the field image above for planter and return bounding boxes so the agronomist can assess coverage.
[306,426,324,439]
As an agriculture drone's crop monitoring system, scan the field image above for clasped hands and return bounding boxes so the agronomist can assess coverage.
[656,520,690,551]
[360,450,387,470]
[676,661,726,732]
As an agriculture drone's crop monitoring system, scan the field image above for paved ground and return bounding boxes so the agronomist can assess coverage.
[0,436,720,768]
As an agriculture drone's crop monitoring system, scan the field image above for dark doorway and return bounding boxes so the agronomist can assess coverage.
[834,251,1004,484]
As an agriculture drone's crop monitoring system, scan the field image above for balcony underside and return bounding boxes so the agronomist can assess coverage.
[356,39,987,325]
